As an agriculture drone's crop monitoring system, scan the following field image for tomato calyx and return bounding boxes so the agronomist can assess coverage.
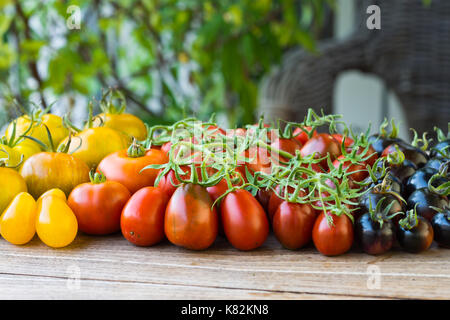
[98,87,127,115]
[367,196,403,229]
[427,163,450,196]
[398,205,420,230]
[380,118,400,140]
[89,170,107,184]
[127,138,147,158]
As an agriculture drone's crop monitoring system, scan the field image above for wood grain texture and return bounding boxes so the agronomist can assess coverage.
[0,233,448,300]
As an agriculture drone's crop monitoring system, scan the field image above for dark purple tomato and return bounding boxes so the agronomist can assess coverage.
[355,213,396,255]
[388,159,417,184]
[405,167,448,198]
[359,191,404,221]
[397,216,434,253]
[407,188,448,222]
[424,157,448,172]
[368,135,405,155]
[431,210,450,248]
[430,139,450,158]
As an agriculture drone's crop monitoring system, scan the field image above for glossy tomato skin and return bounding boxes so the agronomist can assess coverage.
[407,188,448,222]
[220,189,269,251]
[312,212,354,256]
[332,134,354,148]
[206,178,229,202]
[431,211,450,248]
[267,185,296,222]
[300,133,341,169]
[273,201,316,250]
[121,187,167,246]
[397,216,434,253]
[165,184,218,250]
[68,181,131,235]
[355,213,395,255]
[98,148,168,194]
[332,155,368,182]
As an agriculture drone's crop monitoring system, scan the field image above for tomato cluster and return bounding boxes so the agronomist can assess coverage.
[1,94,449,256]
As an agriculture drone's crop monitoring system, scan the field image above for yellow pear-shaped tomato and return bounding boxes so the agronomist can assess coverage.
[38,188,67,203]
[92,113,147,141]
[0,192,37,245]
[20,152,90,199]
[0,167,27,214]
[36,195,78,248]
[58,127,128,169]
[6,114,69,150]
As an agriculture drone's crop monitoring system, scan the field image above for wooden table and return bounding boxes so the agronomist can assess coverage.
[0,233,448,300]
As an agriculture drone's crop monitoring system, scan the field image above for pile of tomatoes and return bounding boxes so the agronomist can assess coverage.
[0,91,449,256]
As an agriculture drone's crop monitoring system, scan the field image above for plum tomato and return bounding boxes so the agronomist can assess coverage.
[312,212,354,256]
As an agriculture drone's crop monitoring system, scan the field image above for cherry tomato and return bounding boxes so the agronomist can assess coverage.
[0,167,28,214]
[220,189,269,250]
[165,183,218,250]
[312,212,354,256]
[300,133,341,169]
[68,177,131,235]
[332,155,368,182]
[293,126,317,145]
[273,201,316,250]
[397,216,434,253]
[332,134,354,147]
[98,146,168,194]
[121,187,167,246]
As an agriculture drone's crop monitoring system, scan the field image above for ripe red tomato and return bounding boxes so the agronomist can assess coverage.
[293,126,317,145]
[270,137,302,163]
[121,187,167,246]
[98,148,168,194]
[220,189,269,250]
[68,180,131,235]
[165,183,218,250]
[332,155,368,182]
[300,133,341,169]
[312,212,354,256]
[332,134,354,147]
[273,201,317,250]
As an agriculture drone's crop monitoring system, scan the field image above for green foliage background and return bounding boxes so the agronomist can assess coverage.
[0,0,333,128]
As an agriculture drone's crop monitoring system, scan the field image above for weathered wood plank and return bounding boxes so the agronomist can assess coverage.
[0,234,449,299]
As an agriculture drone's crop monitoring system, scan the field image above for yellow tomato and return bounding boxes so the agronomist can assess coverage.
[20,152,90,199]
[0,167,28,213]
[92,113,147,141]
[38,188,67,204]
[5,114,69,150]
[0,192,37,245]
[58,127,128,169]
[0,144,22,168]
[36,195,78,248]
[13,139,42,163]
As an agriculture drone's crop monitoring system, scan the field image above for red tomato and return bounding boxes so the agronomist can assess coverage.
[332,134,354,147]
[220,189,269,250]
[293,126,317,145]
[98,148,168,194]
[206,178,230,202]
[120,187,167,246]
[267,185,299,222]
[161,142,172,154]
[332,155,368,182]
[300,133,341,169]
[68,180,131,235]
[273,201,317,250]
[353,145,378,167]
[165,183,218,250]
[312,212,354,256]
[256,188,273,211]
[270,137,302,164]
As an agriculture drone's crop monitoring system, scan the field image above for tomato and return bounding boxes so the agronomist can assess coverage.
[273,201,316,250]
[267,185,297,222]
[98,145,168,194]
[397,216,434,253]
[68,175,131,235]
[36,194,78,248]
[20,152,90,199]
[92,113,147,141]
[165,183,218,250]
[332,155,368,182]
[332,134,354,147]
[256,188,273,211]
[0,144,22,168]
[0,192,37,245]
[121,187,167,246]
[206,178,230,202]
[157,169,180,198]
[293,126,317,145]
[38,188,67,203]
[161,142,172,154]
[58,127,128,169]
[312,212,354,256]
[5,114,69,151]
[220,189,269,250]
[300,133,341,169]
[269,137,302,164]
[0,167,28,214]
